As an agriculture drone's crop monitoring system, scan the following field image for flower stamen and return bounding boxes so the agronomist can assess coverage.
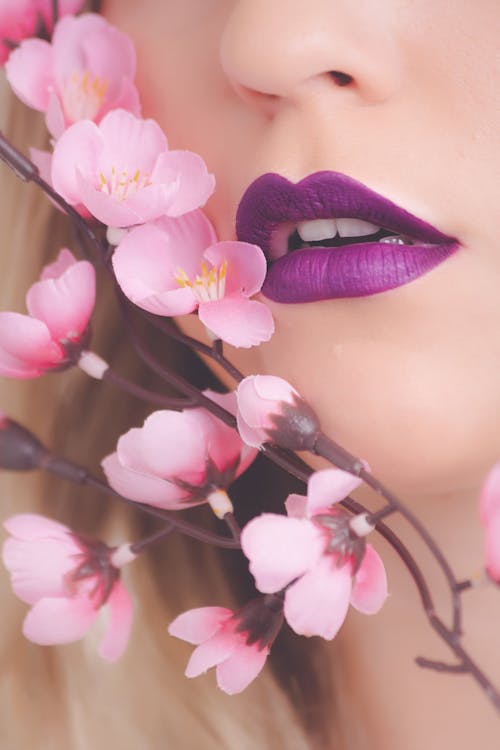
[99,165,152,201]
[63,69,109,121]
[175,259,228,304]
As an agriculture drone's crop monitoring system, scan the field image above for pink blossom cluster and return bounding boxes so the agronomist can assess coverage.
[2,514,133,661]
[3,10,274,349]
[0,249,95,378]
[4,1,500,705]
[242,466,388,640]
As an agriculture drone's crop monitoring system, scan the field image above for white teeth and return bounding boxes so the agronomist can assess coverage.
[336,218,380,237]
[297,218,338,242]
[380,236,405,244]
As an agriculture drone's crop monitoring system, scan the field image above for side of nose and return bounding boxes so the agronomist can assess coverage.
[220,0,402,107]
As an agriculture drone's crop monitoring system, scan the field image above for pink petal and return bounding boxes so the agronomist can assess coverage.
[479,462,500,524]
[237,375,297,429]
[201,390,257,475]
[151,150,215,216]
[168,607,232,645]
[199,297,274,348]
[101,453,192,510]
[111,221,201,313]
[108,78,141,119]
[79,179,178,228]
[5,38,53,111]
[235,410,266,449]
[204,389,237,416]
[3,534,79,604]
[29,147,53,185]
[484,511,500,583]
[216,642,269,695]
[241,514,325,593]
[39,248,77,280]
[192,409,246,474]
[234,442,259,478]
[98,581,134,662]
[185,631,237,678]
[204,241,267,298]
[45,90,67,139]
[0,313,62,378]
[307,468,363,516]
[98,110,167,176]
[22,595,96,645]
[51,119,102,205]
[26,259,95,341]
[3,513,70,540]
[285,494,308,518]
[284,556,352,639]
[129,410,211,483]
[53,15,137,109]
[350,545,388,615]
[254,374,299,402]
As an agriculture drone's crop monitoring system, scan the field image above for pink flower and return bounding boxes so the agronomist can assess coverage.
[51,109,215,227]
[236,374,320,447]
[2,513,133,661]
[112,211,274,348]
[0,0,84,65]
[6,14,140,138]
[102,391,257,511]
[168,596,283,694]
[241,468,388,640]
[0,248,95,379]
[479,461,500,583]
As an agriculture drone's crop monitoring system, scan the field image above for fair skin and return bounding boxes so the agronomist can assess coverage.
[103,1,500,747]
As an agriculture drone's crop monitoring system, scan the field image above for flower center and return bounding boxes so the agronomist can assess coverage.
[63,70,108,121]
[99,166,151,201]
[175,260,228,303]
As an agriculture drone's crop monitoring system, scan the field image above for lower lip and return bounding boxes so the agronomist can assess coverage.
[262,240,459,303]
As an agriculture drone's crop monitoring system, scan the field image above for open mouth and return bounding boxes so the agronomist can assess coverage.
[235,172,459,303]
[272,218,415,260]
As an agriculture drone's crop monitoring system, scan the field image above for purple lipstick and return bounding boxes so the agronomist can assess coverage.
[235,172,459,303]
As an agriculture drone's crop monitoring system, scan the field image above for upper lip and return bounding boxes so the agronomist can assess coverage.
[235,171,457,254]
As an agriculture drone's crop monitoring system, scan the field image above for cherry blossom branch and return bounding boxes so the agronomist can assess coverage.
[312,432,463,636]
[100,364,192,411]
[0,104,498,709]
[46,456,241,549]
[129,523,177,555]
[0,418,240,549]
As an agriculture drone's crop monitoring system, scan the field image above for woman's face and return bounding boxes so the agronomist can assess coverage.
[103,0,500,499]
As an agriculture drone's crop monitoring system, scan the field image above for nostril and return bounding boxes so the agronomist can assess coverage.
[329,70,354,87]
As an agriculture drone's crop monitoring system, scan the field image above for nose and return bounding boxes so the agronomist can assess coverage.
[220,0,401,109]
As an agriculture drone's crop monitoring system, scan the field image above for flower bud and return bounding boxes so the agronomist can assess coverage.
[236,375,321,450]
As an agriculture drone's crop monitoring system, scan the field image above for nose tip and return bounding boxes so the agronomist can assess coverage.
[220,0,401,109]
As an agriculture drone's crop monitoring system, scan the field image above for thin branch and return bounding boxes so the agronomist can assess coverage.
[415,657,468,674]
[39,454,241,550]
[314,432,463,638]
[102,367,191,411]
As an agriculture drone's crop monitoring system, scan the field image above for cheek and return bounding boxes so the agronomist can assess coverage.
[257,271,500,497]
[181,249,500,498]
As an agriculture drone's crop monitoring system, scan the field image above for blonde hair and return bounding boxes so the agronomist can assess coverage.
[0,78,339,749]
